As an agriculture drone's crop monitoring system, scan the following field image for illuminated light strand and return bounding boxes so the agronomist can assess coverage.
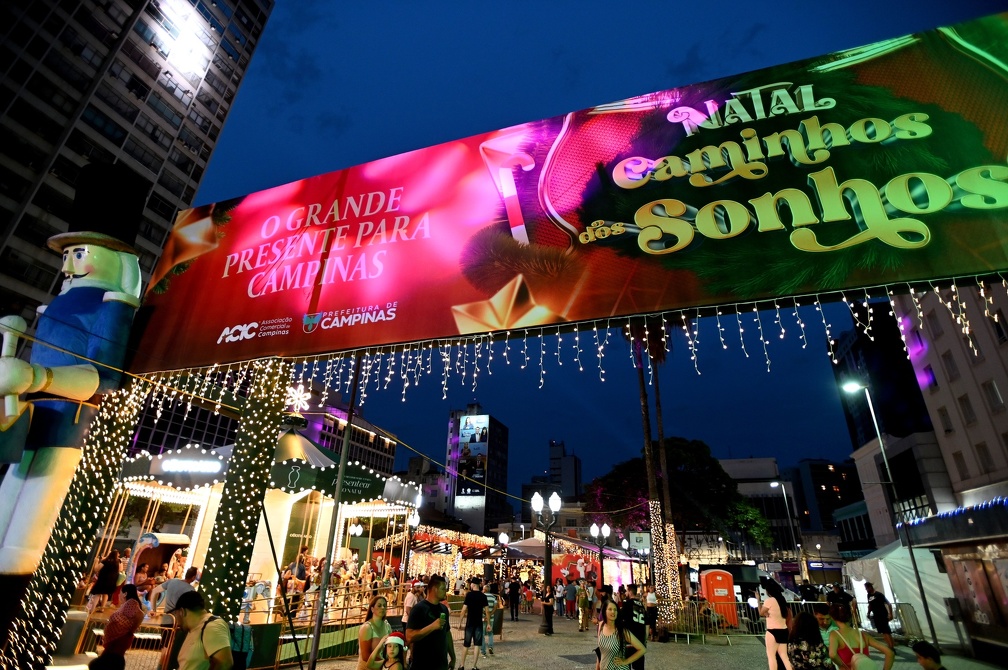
[502,330,512,365]
[214,366,231,415]
[906,282,925,331]
[626,318,635,364]
[735,309,749,358]
[681,312,700,375]
[773,301,786,340]
[486,332,495,376]
[521,329,530,369]
[887,288,910,357]
[440,342,451,399]
[692,310,701,358]
[716,309,728,350]
[472,336,482,392]
[815,296,837,363]
[791,298,808,349]
[977,277,995,322]
[573,323,584,372]
[863,289,875,340]
[753,305,771,372]
[661,315,670,355]
[383,347,397,390]
[538,328,546,388]
[593,322,606,382]
[643,321,655,386]
[555,325,563,368]
[843,292,872,342]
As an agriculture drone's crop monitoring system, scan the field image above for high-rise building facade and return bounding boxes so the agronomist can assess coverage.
[548,439,582,499]
[445,402,509,534]
[0,0,272,325]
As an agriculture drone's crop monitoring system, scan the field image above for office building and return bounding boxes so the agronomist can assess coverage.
[445,402,509,534]
[1,0,272,325]
[548,439,582,499]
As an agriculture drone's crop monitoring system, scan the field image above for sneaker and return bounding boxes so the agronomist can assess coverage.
[489,648,494,655]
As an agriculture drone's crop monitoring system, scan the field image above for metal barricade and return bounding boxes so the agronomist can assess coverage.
[74,612,176,670]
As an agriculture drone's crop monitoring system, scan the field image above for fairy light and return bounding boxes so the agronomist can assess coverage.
[573,323,584,372]
[735,309,749,358]
[753,305,771,372]
[887,288,910,356]
[486,332,495,376]
[906,283,925,330]
[538,329,546,388]
[950,282,979,357]
[789,298,808,349]
[555,325,563,367]
[593,322,607,382]
[716,309,728,350]
[978,277,995,321]
[681,312,700,375]
[503,330,512,365]
[843,292,873,341]
[440,342,451,399]
[815,296,837,363]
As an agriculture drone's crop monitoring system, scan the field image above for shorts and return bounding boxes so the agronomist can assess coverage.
[768,628,789,643]
[873,616,891,634]
[645,608,658,626]
[463,624,484,648]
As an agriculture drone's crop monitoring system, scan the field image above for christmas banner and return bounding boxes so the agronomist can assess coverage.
[130,13,1008,372]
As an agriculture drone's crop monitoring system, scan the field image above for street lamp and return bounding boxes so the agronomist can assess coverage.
[816,543,823,585]
[770,481,799,560]
[842,380,939,646]
[590,522,611,588]
[531,491,561,635]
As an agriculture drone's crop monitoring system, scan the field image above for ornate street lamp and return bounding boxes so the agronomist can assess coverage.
[531,490,561,635]
[816,543,824,586]
[590,522,611,588]
[498,532,510,581]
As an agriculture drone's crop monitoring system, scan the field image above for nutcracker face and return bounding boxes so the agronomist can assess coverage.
[60,244,123,292]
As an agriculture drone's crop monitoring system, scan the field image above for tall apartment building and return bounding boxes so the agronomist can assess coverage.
[548,439,582,500]
[785,458,863,532]
[0,0,272,324]
[892,287,1008,506]
[445,402,509,534]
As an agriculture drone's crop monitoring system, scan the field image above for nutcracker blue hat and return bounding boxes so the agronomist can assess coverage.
[47,162,149,255]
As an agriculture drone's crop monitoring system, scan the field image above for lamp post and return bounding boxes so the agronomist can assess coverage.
[842,380,939,646]
[590,522,611,588]
[531,491,561,635]
[520,524,525,540]
[770,481,799,560]
[815,543,823,585]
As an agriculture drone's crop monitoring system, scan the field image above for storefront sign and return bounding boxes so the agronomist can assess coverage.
[130,13,1008,372]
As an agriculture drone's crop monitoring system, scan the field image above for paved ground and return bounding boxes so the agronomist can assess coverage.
[312,612,1002,670]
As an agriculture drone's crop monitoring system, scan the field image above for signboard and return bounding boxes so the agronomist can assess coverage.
[131,13,1008,372]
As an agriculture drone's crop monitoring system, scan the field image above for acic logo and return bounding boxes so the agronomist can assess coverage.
[217,322,258,344]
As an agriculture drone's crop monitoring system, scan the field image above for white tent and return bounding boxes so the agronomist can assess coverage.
[845,540,963,650]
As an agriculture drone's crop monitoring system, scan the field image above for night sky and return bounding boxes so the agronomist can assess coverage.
[194,0,1006,500]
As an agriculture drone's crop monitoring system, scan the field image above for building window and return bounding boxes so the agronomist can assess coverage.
[936,407,954,433]
[925,310,944,338]
[940,351,960,381]
[992,310,1008,344]
[922,365,938,391]
[952,450,970,481]
[981,380,1005,412]
[957,394,977,425]
[975,442,995,472]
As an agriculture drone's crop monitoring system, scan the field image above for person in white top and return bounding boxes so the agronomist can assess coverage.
[358,595,393,670]
[173,590,233,670]
[402,582,422,631]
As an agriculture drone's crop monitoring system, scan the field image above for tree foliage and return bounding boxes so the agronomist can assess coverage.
[584,436,771,547]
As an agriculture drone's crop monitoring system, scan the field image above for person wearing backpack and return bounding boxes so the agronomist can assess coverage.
[173,590,234,670]
[827,602,893,670]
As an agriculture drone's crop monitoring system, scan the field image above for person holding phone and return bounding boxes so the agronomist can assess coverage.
[406,574,455,670]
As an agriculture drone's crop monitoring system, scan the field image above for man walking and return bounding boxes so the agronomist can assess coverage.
[459,577,488,670]
[480,581,498,659]
[406,575,456,670]
[865,582,895,649]
[402,581,423,633]
[508,577,521,621]
[619,584,647,670]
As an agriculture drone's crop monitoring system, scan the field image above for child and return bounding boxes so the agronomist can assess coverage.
[365,631,406,670]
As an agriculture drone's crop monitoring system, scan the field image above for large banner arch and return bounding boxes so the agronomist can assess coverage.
[130,12,1008,374]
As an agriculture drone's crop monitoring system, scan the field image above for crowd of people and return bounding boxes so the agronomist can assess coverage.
[758,576,898,670]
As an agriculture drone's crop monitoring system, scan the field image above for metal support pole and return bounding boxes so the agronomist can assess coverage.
[309,354,362,669]
[863,387,940,648]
